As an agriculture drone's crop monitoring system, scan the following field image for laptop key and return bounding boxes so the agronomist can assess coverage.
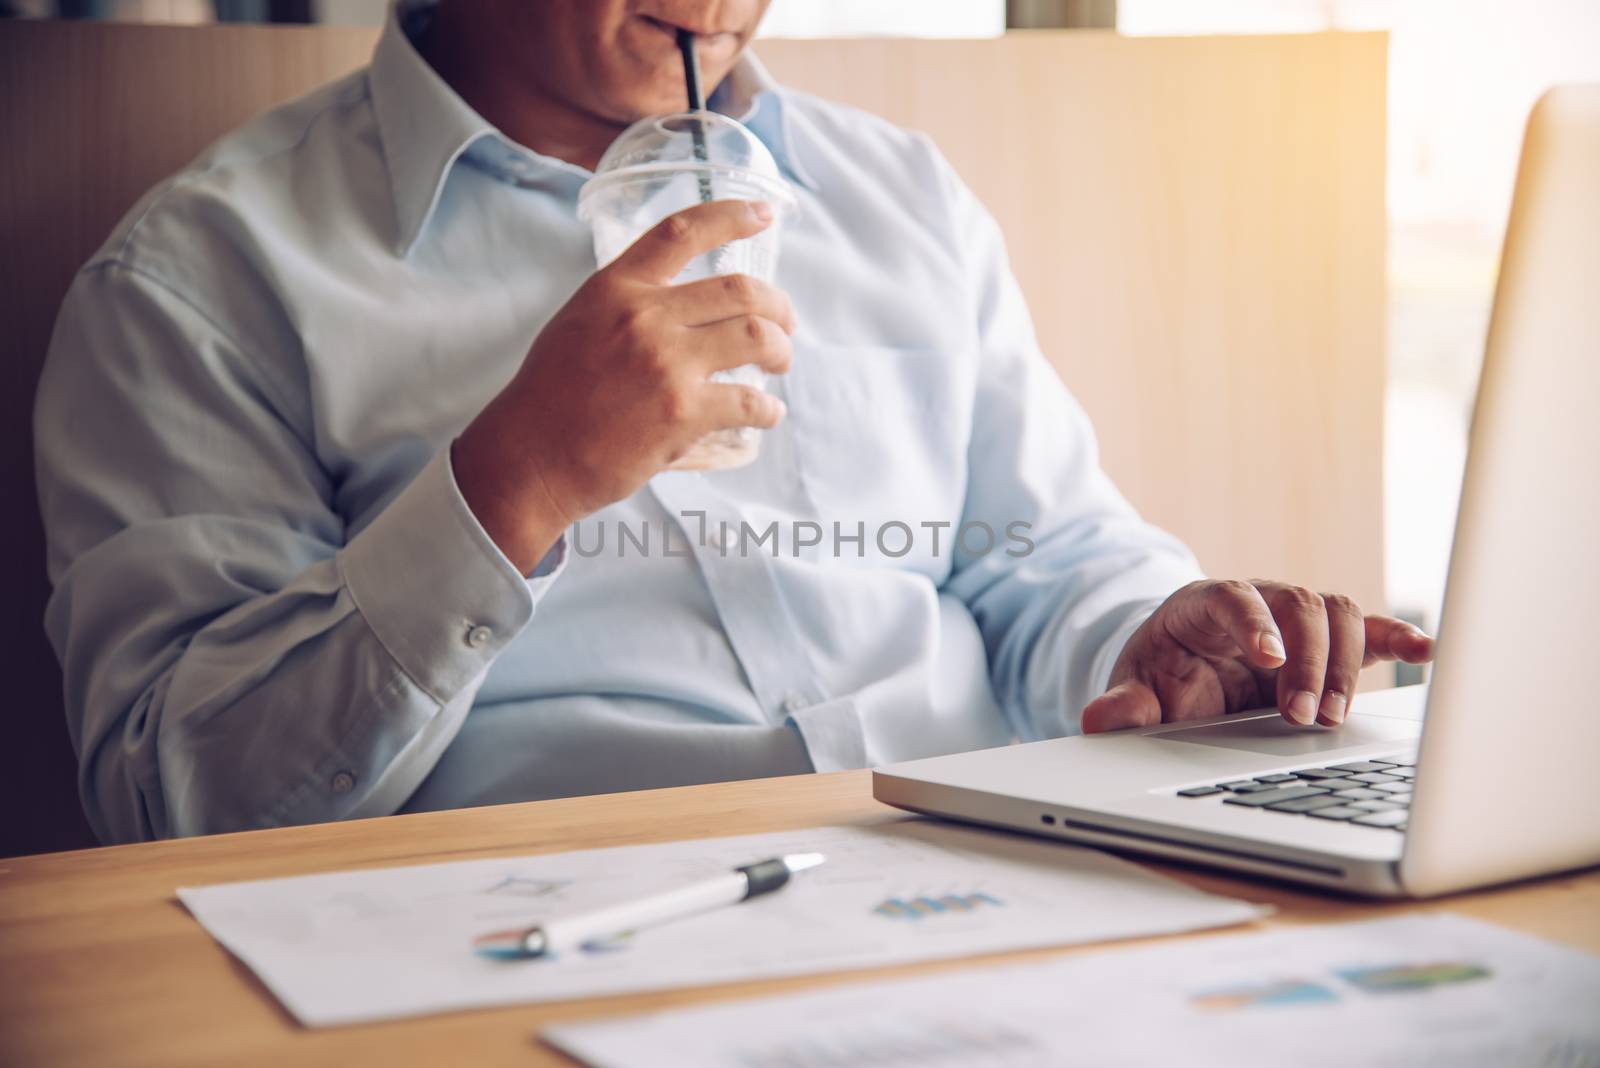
[1216,780,1255,790]
[1351,799,1403,812]
[1307,805,1368,821]
[1331,787,1386,801]
[1254,773,1298,784]
[1292,768,1350,780]
[1230,783,1279,794]
[1326,761,1394,774]
[1352,809,1408,828]
[1266,795,1346,813]
[1388,766,1416,779]
[1383,755,1418,767]
[1177,785,1224,797]
[1223,786,1331,808]
[1347,772,1405,785]
[1372,781,1412,794]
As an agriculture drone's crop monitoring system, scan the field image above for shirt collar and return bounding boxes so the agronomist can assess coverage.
[707,51,819,195]
[369,0,816,257]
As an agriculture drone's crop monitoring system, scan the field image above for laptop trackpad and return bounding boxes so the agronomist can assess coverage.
[1150,713,1417,757]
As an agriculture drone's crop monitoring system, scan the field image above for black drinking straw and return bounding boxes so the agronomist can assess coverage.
[676,26,705,110]
[676,28,715,205]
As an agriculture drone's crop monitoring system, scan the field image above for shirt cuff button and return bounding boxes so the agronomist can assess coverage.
[783,693,811,715]
[465,624,494,649]
[331,770,356,795]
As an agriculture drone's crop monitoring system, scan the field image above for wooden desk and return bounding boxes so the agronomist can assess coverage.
[2,771,1596,1066]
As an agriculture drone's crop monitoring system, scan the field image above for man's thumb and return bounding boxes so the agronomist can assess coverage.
[1080,680,1162,734]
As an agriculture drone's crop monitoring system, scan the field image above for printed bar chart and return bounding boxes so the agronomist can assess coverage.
[1337,962,1492,994]
[1190,960,1492,1012]
[871,892,1004,920]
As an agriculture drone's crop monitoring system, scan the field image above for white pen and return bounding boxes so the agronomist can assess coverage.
[471,852,826,960]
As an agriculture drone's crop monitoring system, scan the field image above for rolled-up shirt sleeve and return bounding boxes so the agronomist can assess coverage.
[35,262,563,843]
[935,157,1205,740]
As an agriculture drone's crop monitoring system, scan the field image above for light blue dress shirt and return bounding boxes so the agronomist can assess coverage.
[35,2,1203,844]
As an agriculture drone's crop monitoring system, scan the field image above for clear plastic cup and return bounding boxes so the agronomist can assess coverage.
[578,110,797,471]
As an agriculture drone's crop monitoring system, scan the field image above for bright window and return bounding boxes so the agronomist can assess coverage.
[1123,0,1600,628]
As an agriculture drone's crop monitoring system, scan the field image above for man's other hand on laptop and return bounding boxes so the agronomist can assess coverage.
[1080,580,1434,732]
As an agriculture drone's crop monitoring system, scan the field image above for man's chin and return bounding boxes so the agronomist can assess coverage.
[597,56,746,126]
[600,89,709,129]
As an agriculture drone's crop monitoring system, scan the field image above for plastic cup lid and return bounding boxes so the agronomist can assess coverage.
[578,110,796,215]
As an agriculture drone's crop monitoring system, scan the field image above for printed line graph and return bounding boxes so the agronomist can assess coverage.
[482,875,572,899]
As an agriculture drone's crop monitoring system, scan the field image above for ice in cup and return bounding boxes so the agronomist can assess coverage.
[577,110,797,471]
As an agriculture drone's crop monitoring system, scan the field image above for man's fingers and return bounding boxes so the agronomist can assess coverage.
[1317,594,1366,725]
[696,382,786,433]
[611,200,774,284]
[687,315,793,375]
[1261,584,1330,726]
[1179,580,1286,668]
[1081,681,1163,734]
[665,272,798,333]
[1215,657,1271,717]
[1362,615,1436,666]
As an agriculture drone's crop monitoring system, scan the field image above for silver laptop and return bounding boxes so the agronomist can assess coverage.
[874,85,1600,898]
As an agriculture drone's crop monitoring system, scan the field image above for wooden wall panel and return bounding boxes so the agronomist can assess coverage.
[0,21,377,856]
[0,22,1385,855]
[758,32,1388,615]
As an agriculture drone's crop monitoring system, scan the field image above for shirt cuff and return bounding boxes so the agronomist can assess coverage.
[786,696,867,772]
[337,448,566,704]
[1088,599,1164,701]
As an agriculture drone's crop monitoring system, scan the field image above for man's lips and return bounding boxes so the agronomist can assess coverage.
[638,13,738,47]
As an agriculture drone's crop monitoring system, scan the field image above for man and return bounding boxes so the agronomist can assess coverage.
[35,0,1432,844]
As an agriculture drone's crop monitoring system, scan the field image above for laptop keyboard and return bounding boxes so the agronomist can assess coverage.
[1174,754,1416,830]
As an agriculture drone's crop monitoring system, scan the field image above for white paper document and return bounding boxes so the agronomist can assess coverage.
[546,913,1600,1068]
[178,819,1264,1026]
